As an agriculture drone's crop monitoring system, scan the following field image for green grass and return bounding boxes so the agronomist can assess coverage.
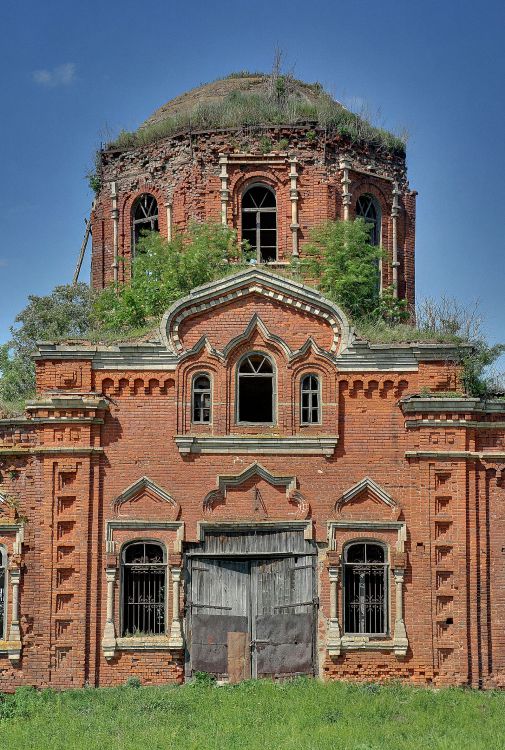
[108,88,406,155]
[1,679,505,750]
[353,318,465,345]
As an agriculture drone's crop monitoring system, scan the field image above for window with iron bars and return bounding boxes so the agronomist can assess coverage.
[343,542,388,635]
[121,542,166,636]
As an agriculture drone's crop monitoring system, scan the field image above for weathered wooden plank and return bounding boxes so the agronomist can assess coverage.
[227,631,251,683]
[196,529,313,556]
[189,541,316,679]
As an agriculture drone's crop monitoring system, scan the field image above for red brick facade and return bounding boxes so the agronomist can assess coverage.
[91,126,416,305]
[1,269,504,690]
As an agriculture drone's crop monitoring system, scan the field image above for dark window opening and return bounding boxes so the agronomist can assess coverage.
[122,542,166,636]
[344,542,387,635]
[242,185,277,263]
[192,374,211,423]
[356,194,381,246]
[132,194,159,256]
[301,374,320,424]
[238,354,274,423]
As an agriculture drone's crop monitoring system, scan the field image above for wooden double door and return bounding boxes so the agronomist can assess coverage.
[188,556,316,680]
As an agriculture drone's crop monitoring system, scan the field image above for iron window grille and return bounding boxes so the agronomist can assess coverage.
[241,184,277,263]
[237,353,274,424]
[343,542,388,636]
[0,549,4,638]
[121,542,166,637]
[132,194,159,256]
[301,374,321,424]
[356,194,381,246]
[192,374,211,423]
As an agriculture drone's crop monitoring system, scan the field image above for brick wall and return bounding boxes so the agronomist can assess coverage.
[91,126,415,306]
[2,289,505,690]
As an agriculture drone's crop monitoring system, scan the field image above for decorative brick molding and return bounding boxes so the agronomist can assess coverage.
[102,521,185,659]
[201,462,310,519]
[0,521,25,663]
[160,268,352,355]
[111,476,180,519]
[327,519,408,659]
[335,477,400,516]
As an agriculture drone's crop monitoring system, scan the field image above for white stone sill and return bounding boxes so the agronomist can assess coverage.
[116,637,177,651]
[175,435,338,456]
[340,636,394,651]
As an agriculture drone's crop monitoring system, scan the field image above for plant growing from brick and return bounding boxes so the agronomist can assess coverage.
[300,218,384,319]
[92,222,243,333]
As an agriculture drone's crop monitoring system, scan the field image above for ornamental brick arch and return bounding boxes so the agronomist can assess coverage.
[160,268,351,356]
[230,170,290,262]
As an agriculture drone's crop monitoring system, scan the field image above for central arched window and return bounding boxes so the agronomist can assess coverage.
[132,194,159,256]
[301,374,320,424]
[344,542,388,635]
[121,542,166,636]
[0,548,5,638]
[356,194,381,246]
[192,374,211,423]
[241,184,277,263]
[237,353,274,423]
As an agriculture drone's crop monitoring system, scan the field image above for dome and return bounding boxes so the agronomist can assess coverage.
[140,73,330,131]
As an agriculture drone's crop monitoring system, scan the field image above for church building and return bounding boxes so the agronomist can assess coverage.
[0,75,504,689]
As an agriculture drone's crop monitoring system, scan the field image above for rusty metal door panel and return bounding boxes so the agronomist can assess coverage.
[188,548,316,680]
[251,556,315,678]
[191,614,248,675]
[254,613,314,676]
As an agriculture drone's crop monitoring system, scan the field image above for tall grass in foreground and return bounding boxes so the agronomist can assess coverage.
[1,679,505,750]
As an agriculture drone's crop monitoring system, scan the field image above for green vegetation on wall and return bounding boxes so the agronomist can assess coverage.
[107,72,406,155]
[93,222,244,333]
[0,220,502,416]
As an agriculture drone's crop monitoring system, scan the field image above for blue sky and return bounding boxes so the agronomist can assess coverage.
[0,0,503,369]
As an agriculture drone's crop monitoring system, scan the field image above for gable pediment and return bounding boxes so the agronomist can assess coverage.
[160,269,351,356]
[203,462,310,520]
[334,477,401,520]
[112,477,180,520]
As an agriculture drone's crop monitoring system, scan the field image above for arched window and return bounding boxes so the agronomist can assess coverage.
[356,194,381,246]
[344,542,388,635]
[0,548,5,638]
[301,374,320,424]
[121,542,166,636]
[132,194,159,256]
[192,374,211,423]
[237,353,274,423]
[241,184,277,263]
